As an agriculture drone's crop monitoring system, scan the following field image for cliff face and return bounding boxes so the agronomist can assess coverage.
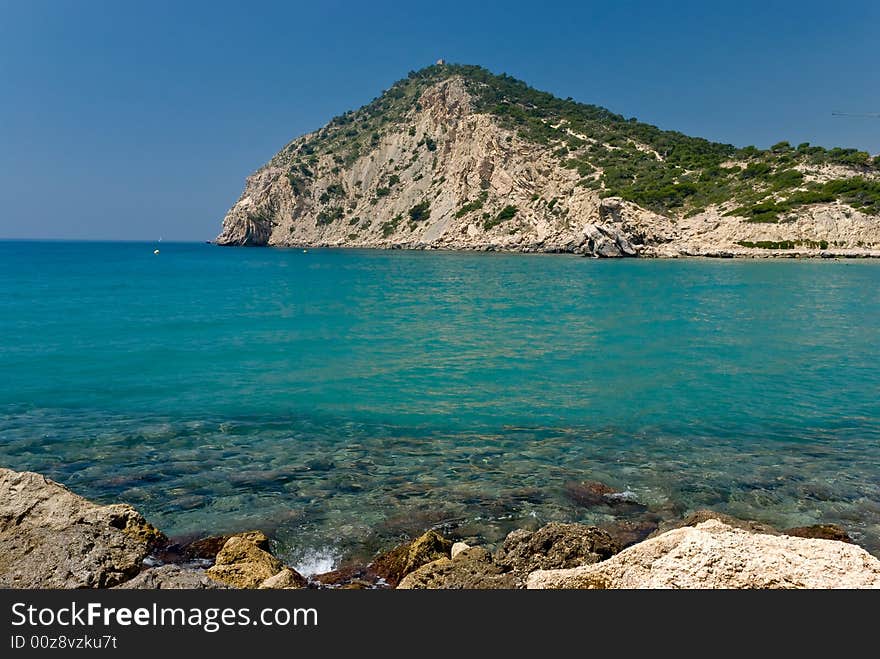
[217,66,880,257]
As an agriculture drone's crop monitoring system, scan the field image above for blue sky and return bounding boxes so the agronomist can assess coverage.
[1,0,877,240]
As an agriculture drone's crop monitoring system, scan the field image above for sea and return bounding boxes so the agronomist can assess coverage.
[1,241,878,571]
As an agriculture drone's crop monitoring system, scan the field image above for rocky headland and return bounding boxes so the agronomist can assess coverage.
[216,63,880,258]
[3,467,879,589]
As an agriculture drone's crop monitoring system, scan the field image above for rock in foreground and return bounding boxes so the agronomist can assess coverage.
[114,565,226,590]
[398,523,619,589]
[494,523,619,587]
[397,547,516,589]
[206,531,306,589]
[368,530,453,587]
[0,468,165,588]
[527,520,880,589]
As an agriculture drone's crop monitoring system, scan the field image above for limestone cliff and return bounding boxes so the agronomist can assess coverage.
[217,64,880,257]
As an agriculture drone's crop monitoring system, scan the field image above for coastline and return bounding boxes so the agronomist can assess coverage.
[3,467,879,589]
[211,241,880,259]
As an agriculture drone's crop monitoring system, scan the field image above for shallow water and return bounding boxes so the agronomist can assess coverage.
[1,241,878,565]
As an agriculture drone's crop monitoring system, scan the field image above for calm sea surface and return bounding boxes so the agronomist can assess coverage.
[1,241,878,569]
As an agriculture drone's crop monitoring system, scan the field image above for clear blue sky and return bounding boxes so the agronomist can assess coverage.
[1,0,877,240]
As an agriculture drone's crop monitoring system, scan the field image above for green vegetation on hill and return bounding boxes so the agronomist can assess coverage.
[271,62,879,220]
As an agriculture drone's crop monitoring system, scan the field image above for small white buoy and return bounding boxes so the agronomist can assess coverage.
[303,249,308,253]
[153,249,160,255]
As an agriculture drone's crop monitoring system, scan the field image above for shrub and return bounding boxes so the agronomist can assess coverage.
[381,214,402,237]
[484,205,517,230]
[409,200,431,222]
[316,207,344,225]
[737,240,795,249]
[455,190,489,218]
[740,162,772,179]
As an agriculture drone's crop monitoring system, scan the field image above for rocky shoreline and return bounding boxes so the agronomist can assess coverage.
[218,242,880,260]
[2,467,879,589]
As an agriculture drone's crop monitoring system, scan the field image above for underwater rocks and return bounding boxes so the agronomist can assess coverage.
[1,467,874,589]
[526,519,880,589]
[783,524,853,543]
[0,468,165,588]
[563,480,647,514]
[0,468,310,589]
[652,509,780,537]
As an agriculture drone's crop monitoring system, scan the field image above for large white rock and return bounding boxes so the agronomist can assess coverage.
[526,519,880,589]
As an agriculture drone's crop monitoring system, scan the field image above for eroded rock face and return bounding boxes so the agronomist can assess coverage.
[527,520,880,589]
[216,78,647,257]
[205,532,291,589]
[217,75,880,258]
[0,468,165,588]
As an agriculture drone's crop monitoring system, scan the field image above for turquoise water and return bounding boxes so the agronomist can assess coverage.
[1,241,879,566]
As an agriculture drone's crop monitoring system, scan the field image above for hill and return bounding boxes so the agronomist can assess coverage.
[217,63,880,256]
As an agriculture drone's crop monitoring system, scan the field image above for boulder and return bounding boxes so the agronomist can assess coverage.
[205,532,284,588]
[397,547,516,589]
[258,567,308,589]
[527,520,880,589]
[0,468,165,588]
[368,530,452,586]
[582,223,638,258]
[494,523,618,586]
[115,565,226,589]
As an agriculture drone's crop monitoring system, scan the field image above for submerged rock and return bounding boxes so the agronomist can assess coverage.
[312,564,372,588]
[599,518,660,549]
[397,547,516,589]
[563,480,647,513]
[0,468,165,588]
[527,519,880,589]
[205,531,290,589]
[155,534,234,564]
[115,565,226,589]
[784,524,853,543]
[651,509,780,537]
[368,530,453,587]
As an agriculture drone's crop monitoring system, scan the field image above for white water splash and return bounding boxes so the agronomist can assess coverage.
[292,547,340,577]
